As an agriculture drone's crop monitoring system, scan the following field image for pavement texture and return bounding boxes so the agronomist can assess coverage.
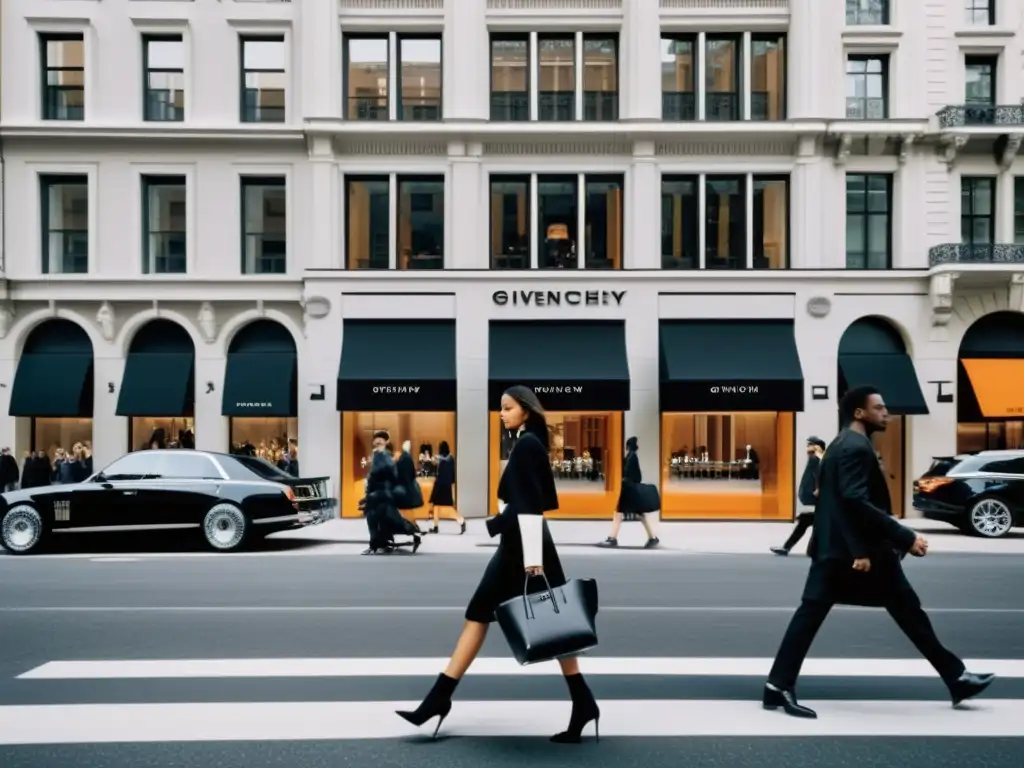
[0,552,1021,766]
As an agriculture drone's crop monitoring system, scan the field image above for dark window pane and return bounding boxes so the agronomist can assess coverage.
[661,36,696,120]
[41,175,89,274]
[661,176,698,269]
[397,176,444,270]
[491,36,529,121]
[704,176,745,268]
[584,175,623,269]
[965,1,995,25]
[965,56,996,105]
[143,176,187,274]
[346,177,390,269]
[845,173,891,269]
[490,176,530,269]
[144,36,185,122]
[242,178,286,275]
[538,35,575,121]
[42,35,85,120]
[752,176,788,269]
[538,175,578,269]
[583,35,617,121]
[346,36,389,121]
[705,36,740,120]
[846,0,888,25]
[750,36,785,120]
[398,36,441,121]
[241,37,286,123]
[1014,177,1024,244]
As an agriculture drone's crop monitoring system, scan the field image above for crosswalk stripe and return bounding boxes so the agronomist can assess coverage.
[0,699,1020,743]
[17,657,1024,680]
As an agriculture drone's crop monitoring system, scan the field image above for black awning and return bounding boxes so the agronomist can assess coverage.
[116,353,195,417]
[838,355,928,415]
[488,321,630,411]
[660,320,804,412]
[222,321,298,417]
[9,319,94,418]
[337,320,456,411]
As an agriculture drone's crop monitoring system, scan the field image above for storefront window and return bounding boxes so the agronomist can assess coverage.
[661,412,794,519]
[957,421,1024,453]
[230,417,298,469]
[661,175,699,268]
[753,176,788,270]
[397,176,444,270]
[130,417,195,451]
[490,411,622,517]
[705,175,746,269]
[490,175,530,269]
[345,176,390,269]
[538,175,578,269]
[750,35,785,120]
[33,418,93,464]
[584,175,623,269]
[341,411,456,518]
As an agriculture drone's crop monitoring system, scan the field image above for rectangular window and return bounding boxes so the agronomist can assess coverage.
[240,36,286,123]
[582,35,618,121]
[142,176,187,274]
[538,35,575,121]
[846,0,889,25]
[397,176,444,270]
[345,177,390,270]
[661,35,696,121]
[491,34,530,121]
[398,35,442,121]
[490,176,531,269]
[538,175,579,269]
[241,177,286,275]
[965,1,995,25]
[143,35,184,122]
[704,36,741,121]
[750,35,785,121]
[961,176,995,248]
[752,176,789,270]
[41,34,85,121]
[40,174,88,274]
[846,55,887,119]
[965,55,996,105]
[345,34,389,121]
[661,175,699,268]
[704,175,746,269]
[1014,177,1024,245]
[845,173,892,269]
[584,175,623,269]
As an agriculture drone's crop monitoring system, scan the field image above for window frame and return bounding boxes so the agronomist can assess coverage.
[964,54,997,107]
[343,32,390,122]
[845,0,890,26]
[396,32,443,122]
[142,34,185,123]
[752,174,791,270]
[961,176,996,248]
[1013,176,1024,244]
[240,176,287,275]
[703,34,743,122]
[239,34,287,124]
[845,54,889,120]
[39,173,89,275]
[965,0,995,26]
[536,33,577,122]
[660,34,698,122]
[40,32,85,121]
[141,175,188,275]
[395,174,446,270]
[489,174,532,269]
[490,32,532,121]
[581,33,619,122]
[749,33,787,122]
[844,172,893,270]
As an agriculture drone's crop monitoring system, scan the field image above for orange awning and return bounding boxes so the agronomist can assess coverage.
[961,358,1024,418]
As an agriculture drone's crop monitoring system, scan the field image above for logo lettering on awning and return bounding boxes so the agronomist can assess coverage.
[533,385,584,394]
[372,386,421,394]
[236,402,273,408]
[708,386,759,394]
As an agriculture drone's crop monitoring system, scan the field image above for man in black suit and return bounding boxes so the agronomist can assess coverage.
[762,385,995,719]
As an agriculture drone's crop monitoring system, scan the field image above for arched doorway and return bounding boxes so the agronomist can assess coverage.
[9,319,95,471]
[116,319,195,450]
[957,311,1024,452]
[222,319,298,465]
[837,317,929,518]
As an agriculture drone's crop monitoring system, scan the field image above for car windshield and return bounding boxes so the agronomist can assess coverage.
[227,455,296,481]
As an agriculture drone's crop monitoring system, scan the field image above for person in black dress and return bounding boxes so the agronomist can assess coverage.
[361,431,421,555]
[396,386,600,743]
[426,440,466,534]
[598,436,660,549]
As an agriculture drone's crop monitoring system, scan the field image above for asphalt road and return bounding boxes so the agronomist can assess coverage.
[0,550,1021,767]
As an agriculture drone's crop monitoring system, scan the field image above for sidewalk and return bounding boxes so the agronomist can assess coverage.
[277,516,1024,556]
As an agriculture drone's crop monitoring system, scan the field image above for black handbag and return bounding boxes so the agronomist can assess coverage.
[496,575,599,666]
[636,482,661,513]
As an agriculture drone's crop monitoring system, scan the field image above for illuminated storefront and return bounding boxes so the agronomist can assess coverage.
[956,311,1024,453]
[336,319,457,519]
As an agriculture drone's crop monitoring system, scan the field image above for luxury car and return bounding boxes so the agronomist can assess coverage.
[912,449,1024,538]
[0,450,336,555]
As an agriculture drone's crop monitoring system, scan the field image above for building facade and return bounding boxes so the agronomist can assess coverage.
[1,0,1023,523]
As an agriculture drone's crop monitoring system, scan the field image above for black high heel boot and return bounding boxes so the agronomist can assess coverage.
[551,673,601,744]
[396,673,458,738]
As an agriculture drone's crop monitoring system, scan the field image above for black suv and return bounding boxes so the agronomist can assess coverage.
[912,450,1024,538]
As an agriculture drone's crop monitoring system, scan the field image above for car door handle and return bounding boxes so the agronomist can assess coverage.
[121,490,137,496]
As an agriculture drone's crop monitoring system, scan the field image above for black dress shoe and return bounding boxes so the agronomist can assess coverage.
[950,672,996,706]
[762,683,817,719]
[770,547,789,556]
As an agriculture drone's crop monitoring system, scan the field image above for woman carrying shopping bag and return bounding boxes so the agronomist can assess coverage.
[598,436,661,549]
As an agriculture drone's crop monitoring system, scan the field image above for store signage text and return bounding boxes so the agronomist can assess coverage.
[236,401,273,408]
[533,385,584,394]
[372,385,421,394]
[492,290,626,307]
[709,385,759,395]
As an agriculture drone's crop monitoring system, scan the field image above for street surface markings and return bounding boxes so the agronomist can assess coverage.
[3,656,1024,743]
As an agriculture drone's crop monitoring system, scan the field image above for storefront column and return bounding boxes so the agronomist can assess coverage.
[443,0,488,120]
[193,355,228,453]
[456,289,490,517]
[625,292,660,507]
[448,142,484,269]
[92,353,127,468]
[309,138,339,270]
[299,296,342,494]
[790,138,824,268]
[622,0,661,120]
[629,142,660,269]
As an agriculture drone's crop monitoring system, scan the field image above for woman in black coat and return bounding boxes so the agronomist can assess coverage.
[426,440,466,534]
[396,385,599,744]
[599,436,660,549]
[361,431,421,555]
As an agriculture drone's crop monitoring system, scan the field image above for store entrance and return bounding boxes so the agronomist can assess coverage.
[873,415,905,518]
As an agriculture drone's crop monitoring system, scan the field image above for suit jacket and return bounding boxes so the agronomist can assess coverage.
[486,430,558,539]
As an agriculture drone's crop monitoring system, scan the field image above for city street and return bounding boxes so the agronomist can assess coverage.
[0,545,1022,767]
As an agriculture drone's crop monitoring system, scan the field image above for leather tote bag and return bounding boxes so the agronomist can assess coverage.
[496,575,599,666]
[636,482,661,513]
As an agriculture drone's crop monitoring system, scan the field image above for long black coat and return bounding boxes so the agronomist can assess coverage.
[616,450,642,515]
[804,428,918,606]
[363,452,417,543]
[394,452,422,510]
[429,454,455,507]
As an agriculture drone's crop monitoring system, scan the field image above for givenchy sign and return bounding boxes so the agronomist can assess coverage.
[708,385,759,395]
[492,290,626,307]
[372,385,421,394]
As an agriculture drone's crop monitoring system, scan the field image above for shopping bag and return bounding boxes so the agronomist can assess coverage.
[496,575,599,665]
[636,482,661,513]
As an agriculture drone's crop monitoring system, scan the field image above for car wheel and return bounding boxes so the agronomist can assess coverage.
[202,503,249,552]
[1,504,45,555]
[967,497,1014,538]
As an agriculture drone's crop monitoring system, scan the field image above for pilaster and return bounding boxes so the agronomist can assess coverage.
[443,0,489,120]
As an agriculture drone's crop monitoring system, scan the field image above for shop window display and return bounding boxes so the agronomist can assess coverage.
[230,417,298,471]
[33,417,93,464]
[341,411,456,518]
[958,421,1024,453]
[130,417,195,451]
[661,412,794,519]
[489,411,622,518]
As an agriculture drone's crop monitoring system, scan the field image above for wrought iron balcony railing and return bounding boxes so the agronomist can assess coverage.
[929,243,1024,267]
[937,104,1024,129]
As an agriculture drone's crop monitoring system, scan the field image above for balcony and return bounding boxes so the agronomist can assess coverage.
[927,244,1024,326]
[937,104,1024,129]
[929,243,1024,267]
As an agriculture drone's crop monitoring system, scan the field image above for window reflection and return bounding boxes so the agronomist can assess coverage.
[241,177,286,275]
[705,36,740,120]
[229,418,297,469]
[144,36,185,122]
[704,176,745,269]
[750,35,785,120]
[346,36,389,120]
[398,36,441,120]
[583,35,617,121]
[957,421,1024,453]
[753,176,788,270]
[490,175,531,269]
[845,173,891,269]
[345,177,390,270]
[538,175,578,269]
[42,35,85,121]
[130,417,195,451]
[491,35,529,120]
[538,35,575,121]
[661,36,696,120]
[961,176,995,246]
[661,176,699,269]
[33,419,93,469]
[846,56,887,119]
[584,175,623,269]
[398,176,444,270]
[241,37,286,123]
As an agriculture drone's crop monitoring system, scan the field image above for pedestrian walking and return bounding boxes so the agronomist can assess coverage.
[396,385,600,743]
[360,430,421,555]
[762,385,995,719]
[425,440,466,534]
[771,436,825,555]
[598,436,660,549]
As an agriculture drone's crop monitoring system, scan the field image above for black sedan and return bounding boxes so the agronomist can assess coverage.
[0,450,336,555]
[912,449,1024,538]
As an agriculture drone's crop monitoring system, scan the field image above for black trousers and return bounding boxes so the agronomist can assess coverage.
[783,512,814,550]
[767,586,965,690]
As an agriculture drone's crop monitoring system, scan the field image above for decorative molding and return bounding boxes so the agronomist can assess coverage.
[95,301,115,342]
[657,140,794,156]
[834,134,852,166]
[489,0,620,9]
[929,272,960,327]
[940,135,969,171]
[897,134,916,166]
[999,133,1023,171]
[485,141,630,156]
[1010,273,1024,314]
[0,304,14,340]
[341,0,442,9]
[806,297,831,318]
[337,140,447,156]
[197,302,217,344]
[661,0,785,8]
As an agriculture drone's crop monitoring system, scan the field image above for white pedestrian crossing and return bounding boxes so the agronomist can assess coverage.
[2,656,1021,744]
